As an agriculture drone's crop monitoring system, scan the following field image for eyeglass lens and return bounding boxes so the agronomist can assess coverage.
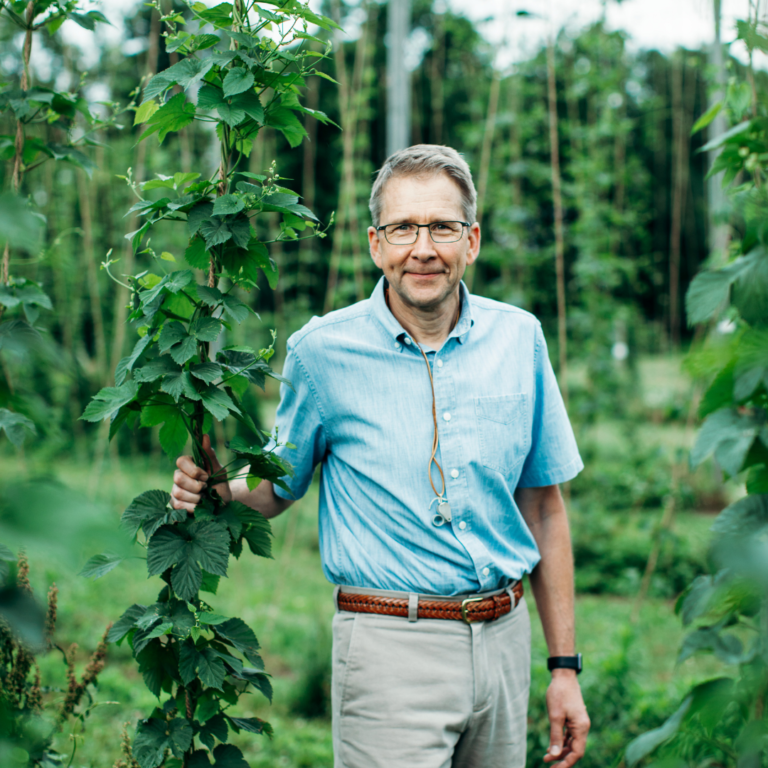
[384,222,465,244]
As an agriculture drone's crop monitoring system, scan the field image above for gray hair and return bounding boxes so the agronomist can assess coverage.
[368,144,477,228]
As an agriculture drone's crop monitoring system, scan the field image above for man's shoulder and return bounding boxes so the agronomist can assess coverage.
[469,294,541,331]
[287,299,374,353]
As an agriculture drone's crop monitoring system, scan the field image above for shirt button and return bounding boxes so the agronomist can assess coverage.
[482,567,490,577]
[437,360,443,368]
[459,521,467,530]
[443,412,451,422]
[394,342,401,350]
[404,337,412,345]
[450,469,459,479]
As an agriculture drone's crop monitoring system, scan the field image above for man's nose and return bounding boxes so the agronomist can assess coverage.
[410,226,436,258]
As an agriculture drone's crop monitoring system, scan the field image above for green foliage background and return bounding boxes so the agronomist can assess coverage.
[1,0,767,766]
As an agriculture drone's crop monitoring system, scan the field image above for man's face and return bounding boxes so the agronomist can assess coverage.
[368,173,480,312]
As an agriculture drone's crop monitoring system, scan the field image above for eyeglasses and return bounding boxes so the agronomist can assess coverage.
[376,221,470,245]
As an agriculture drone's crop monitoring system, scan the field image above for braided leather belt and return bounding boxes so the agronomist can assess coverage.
[337,581,523,624]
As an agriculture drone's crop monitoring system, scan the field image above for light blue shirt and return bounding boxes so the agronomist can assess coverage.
[272,277,583,596]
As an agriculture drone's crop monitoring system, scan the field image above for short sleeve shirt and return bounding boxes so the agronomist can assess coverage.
[272,277,583,595]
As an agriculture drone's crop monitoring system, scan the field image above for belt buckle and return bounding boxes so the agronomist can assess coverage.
[460,596,484,624]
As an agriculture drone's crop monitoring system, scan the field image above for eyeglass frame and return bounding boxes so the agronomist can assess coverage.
[375,220,472,245]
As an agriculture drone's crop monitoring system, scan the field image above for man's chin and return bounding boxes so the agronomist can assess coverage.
[390,280,454,311]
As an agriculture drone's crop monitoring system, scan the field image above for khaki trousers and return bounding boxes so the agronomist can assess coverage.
[331,596,531,768]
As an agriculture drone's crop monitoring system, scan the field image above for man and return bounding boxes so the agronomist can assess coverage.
[172,145,590,767]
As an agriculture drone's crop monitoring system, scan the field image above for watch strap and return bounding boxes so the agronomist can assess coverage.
[547,653,582,674]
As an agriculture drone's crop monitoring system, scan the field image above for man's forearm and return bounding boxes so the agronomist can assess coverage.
[516,485,575,656]
[230,477,293,519]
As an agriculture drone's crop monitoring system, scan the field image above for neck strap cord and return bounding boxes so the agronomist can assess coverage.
[417,342,447,503]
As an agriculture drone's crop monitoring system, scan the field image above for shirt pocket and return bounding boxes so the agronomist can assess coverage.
[474,393,531,475]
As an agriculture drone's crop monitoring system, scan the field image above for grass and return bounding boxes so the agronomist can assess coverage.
[0,355,738,767]
[2,451,727,768]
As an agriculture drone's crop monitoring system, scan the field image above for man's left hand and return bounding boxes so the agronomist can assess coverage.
[543,670,590,766]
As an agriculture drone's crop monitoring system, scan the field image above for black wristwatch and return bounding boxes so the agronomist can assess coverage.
[547,654,582,674]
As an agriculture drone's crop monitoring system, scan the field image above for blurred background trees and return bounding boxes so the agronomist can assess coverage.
[2,1,767,766]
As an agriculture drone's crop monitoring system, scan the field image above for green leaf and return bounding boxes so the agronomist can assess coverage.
[169,718,194,758]
[198,712,228,750]
[213,618,260,661]
[216,101,246,128]
[212,195,245,216]
[122,490,185,540]
[162,57,214,90]
[171,336,198,365]
[625,697,691,766]
[221,295,251,324]
[133,718,169,768]
[698,119,751,153]
[194,2,234,28]
[0,408,36,447]
[732,248,768,327]
[691,101,723,136]
[161,370,201,402]
[679,624,746,664]
[191,317,223,342]
[147,521,230,601]
[190,363,222,383]
[232,91,264,123]
[0,194,44,253]
[159,321,188,353]
[81,381,139,422]
[699,364,735,418]
[213,744,249,768]
[135,100,159,125]
[140,93,196,143]
[225,716,269,735]
[79,553,124,580]
[108,603,146,644]
[222,67,255,98]
[179,639,201,685]
[184,236,210,269]
[197,84,225,110]
[229,216,252,249]
[200,571,220,595]
[160,412,190,458]
[201,218,232,248]
[187,751,212,768]
[198,613,230,625]
[198,647,226,689]
[188,202,215,236]
[69,10,110,29]
[686,251,760,325]
[690,407,758,476]
[265,105,307,148]
[233,667,272,701]
[201,386,240,420]
[711,494,768,536]
[137,640,178,697]
[133,359,175,386]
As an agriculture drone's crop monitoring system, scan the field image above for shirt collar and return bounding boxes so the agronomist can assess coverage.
[370,276,475,346]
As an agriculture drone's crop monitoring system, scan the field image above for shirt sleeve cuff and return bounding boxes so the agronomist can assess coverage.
[516,455,584,488]
[272,481,297,500]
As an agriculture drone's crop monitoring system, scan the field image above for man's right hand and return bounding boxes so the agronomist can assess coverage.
[171,434,231,512]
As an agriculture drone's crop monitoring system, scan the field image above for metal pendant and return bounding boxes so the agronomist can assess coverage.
[430,498,452,527]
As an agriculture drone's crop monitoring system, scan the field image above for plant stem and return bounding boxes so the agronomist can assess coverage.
[1,0,34,294]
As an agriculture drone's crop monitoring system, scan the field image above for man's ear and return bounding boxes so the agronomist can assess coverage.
[369,226,383,268]
[465,222,481,266]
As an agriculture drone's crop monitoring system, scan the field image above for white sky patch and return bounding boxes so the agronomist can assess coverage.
[25,0,768,80]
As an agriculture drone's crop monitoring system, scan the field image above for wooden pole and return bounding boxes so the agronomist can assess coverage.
[109,8,161,375]
[386,0,411,154]
[669,53,686,348]
[547,34,568,406]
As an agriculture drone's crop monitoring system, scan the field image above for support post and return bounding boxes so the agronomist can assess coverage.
[387,0,412,155]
